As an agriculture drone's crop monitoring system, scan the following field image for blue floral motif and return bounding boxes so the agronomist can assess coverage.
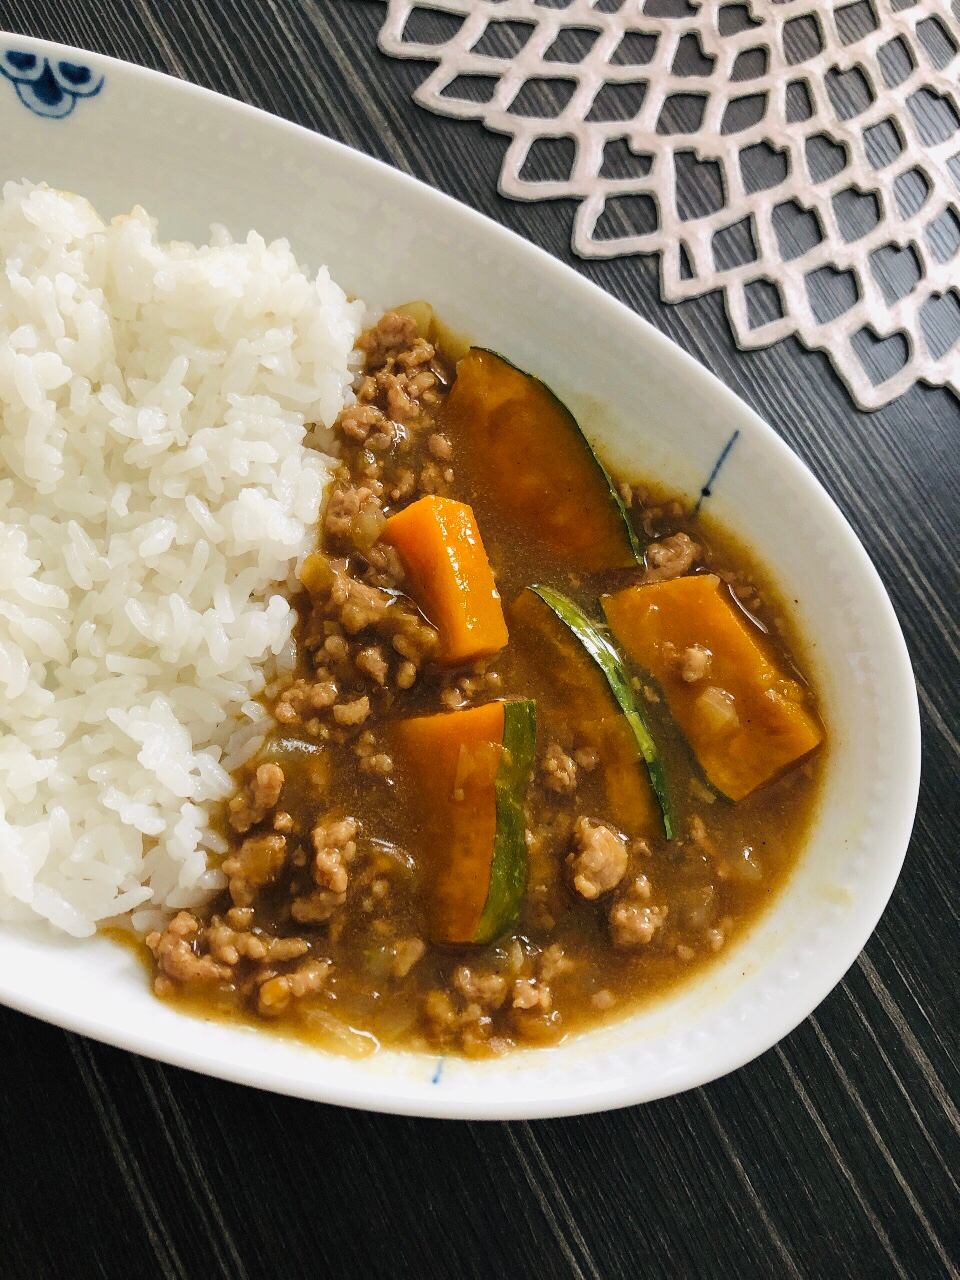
[0,51,103,118]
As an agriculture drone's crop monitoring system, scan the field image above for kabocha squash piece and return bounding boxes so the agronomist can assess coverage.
[510,587,673,839]
[602,574,823,801]
[382,495,509,664]
[392,700,536,945]
[444,349,640,572]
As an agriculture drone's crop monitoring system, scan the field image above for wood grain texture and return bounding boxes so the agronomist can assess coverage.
[0,2,956,1278]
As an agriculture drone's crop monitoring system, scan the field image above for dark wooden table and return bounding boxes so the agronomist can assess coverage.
[0,4,956,1278]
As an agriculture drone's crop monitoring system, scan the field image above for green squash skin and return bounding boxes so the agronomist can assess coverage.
[470,348,641,565]
[529,586,674,840]
[473,699,537,944]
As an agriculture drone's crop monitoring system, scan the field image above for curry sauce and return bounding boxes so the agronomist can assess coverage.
[140,310,825,1059]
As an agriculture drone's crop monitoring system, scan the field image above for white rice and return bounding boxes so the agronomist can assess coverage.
[0,180,363,937]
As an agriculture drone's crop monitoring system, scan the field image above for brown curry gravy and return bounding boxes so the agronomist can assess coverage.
[121,312,824,1059]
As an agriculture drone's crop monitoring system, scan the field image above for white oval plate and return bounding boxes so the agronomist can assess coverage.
[0,36,920,1119]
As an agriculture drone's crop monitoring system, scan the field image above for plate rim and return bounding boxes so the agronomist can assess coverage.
[0,30,922,1119]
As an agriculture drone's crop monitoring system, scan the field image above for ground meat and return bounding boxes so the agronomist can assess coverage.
[258,958,332,1016]
[329,563,395,634]
[290,890,345,925]
[146,910,316,998]
[438,662,502,712]
[609,903,666,948]
[538,942,574,982]
[303,559,438,703]
[325,484,386,552]
[355,730,393,777]
[221,833,287,908]
[388,468,416,503]
[424,989,462,1033]
[422,982,516,1058]
[358,747,391,778]
[355,646,388,686]
[643,532,699,583]
[512,979,550,1011]
[323,634,350,663]
[274,676,338,724]
[568,817,629,900]
[333,695,370,726]
[338,402,387,443]
[453,966,508,1010]
[637,496,686,539]
[350,316,442,442]
[543,742,577,794]
[631,872,653,901]
[311,816,359,895]
[357,311,419,370]
[363,541,405,590]
[386,375,422,423]
[146,912,229,987]
[390,612,438,664]
[294,832,359,919]
[203,923,268,965]
[417,460,453,495]
[391,938,426,978]
[609,879,667,948]
[228,762,284,834]
[204,921,308,967]
[678,644,712,683]
[440,686,468,711]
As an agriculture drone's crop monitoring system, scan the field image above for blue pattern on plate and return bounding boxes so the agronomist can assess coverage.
[695,430,741,513]
[0,51,103,118]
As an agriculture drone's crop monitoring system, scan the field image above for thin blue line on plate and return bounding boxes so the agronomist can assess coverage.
[695,429,741,513]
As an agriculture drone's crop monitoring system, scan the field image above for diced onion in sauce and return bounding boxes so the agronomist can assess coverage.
[299,552,333,594]
[394,299,434,339]
[352,500,387,551]
[695,685,740,736]
[730,846,763,883]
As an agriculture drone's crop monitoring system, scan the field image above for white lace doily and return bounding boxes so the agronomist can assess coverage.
[377,0,960,409]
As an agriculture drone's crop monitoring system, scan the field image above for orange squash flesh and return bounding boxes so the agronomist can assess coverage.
[444,349,639,572]
[508,589,660,837]
[392,701,504,945]
[603,575,823,801]
[382,495,508,664]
